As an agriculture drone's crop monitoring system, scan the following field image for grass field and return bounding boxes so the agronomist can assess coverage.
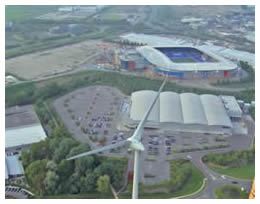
[6,40,102,80]
[214,185,248,199]
[172,57,197,63]
[100,13,126,21]
[40,192,114,199]
[213,81,254,89]
[6,5,57,22]
[119,160,205,199]
[208,163,255,180]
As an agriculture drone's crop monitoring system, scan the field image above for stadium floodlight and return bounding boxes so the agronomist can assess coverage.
[67,76,167,199]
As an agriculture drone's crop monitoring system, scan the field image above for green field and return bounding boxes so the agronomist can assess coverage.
[172,57,197,63]
[215,185,248,199]
[214,81,254,89]
[208,163,255,180]
[100,13,126,21]
[40,192,114,199]
[119,160,205,199]
[5,5,57,22]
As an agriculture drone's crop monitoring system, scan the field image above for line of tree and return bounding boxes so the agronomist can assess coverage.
[202,149,255,168]
[6,70,255,108]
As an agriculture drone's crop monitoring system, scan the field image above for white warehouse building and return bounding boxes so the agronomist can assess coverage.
[127,91,237,135]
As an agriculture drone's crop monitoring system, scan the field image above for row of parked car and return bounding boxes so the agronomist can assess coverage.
[147,135,177,155]
[5,186,33,198]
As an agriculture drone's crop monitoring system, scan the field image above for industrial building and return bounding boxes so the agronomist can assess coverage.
[5,105,47,151]
[126,91,243,135]
[118,34,238,79]
[5,154,25,180]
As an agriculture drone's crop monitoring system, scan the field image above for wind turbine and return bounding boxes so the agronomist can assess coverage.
[67,76,167,199]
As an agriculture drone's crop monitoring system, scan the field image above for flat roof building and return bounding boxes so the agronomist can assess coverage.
[220,95,243,118]
[5,105,47,150]
[5,154,24,179]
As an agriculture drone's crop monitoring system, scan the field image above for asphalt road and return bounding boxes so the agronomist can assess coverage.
[179,115,254,199]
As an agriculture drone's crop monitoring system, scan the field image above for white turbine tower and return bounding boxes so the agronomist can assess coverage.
[67,76,167,199]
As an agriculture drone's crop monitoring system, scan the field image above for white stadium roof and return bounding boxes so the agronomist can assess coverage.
[130,91,232,127]
[120,33,254,68]
[120,33,177,46]
[136,46,237,71]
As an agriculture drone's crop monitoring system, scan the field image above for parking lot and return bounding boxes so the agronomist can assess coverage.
[139,130,232,185]
[53,86,131,150]
[53,85,250,186]
[5,186,33,199]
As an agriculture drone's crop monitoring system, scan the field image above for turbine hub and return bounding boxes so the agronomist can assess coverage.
[127,138,145,151]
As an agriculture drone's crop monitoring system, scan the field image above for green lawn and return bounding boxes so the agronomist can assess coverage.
[215,185,248,199]
[119,160,205,199]
[6,5,57,22]
[208,163,255,180]
[172,57,197,63]
[100,13,125,21]
[40,192,114,199]
[213,81,254,89]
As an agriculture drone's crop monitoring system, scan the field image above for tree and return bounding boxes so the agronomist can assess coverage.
[57,160,75,181]
[75,156,95,175]
[96,175,110,193]
[44,170,59,195]
[53,138,78,162]
[25,159,47,195]
[51,125,71,138]
[21,140,50,165]
[36,82,64,100]
[46,160,58,172]
[20,150,31,169]
[67,143,90,158]
[80,171,98,193]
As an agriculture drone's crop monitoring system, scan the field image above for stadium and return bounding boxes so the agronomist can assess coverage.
[124,91,243,135]
[118,34,239,79]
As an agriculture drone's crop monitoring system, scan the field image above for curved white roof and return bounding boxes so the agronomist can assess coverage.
[180,93,208,125]
[130,90,159,122]
[136,46,237,71]
[160,92,183,123]
[130,91,233,128]
[201,95,232,127]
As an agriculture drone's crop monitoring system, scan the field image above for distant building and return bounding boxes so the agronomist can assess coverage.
[119,33,241,79]
[220,95,243,120]
[120,33,255,68]
[58,6,80,12]
[5,75,18,85]
[5,105,47,151]
[181,17,203,23]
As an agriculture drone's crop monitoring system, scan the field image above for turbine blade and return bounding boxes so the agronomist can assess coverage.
[132,76,168,140]
[67,140,130,160]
